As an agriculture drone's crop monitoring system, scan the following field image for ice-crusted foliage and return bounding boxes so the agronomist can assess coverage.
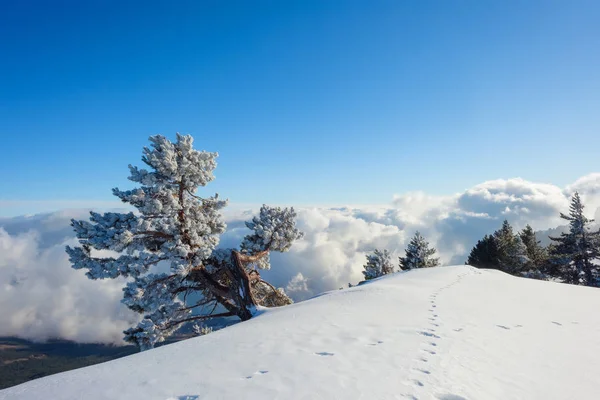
[241,205,304,269]
[549,192,600,286]
[66,134,302,350]
[253,281,294,307]
[67,134,226,280]
[192,323,213,336]
[399,232,440,270]
[362,249,395,280]
[124,302,189,351]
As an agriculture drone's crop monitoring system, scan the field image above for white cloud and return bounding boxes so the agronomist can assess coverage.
[456,178,569,227]
[0,212,138,344]
[2,173,600,344]
[564,173,600,219]
[285,273,309,293]
[565,173,600,196]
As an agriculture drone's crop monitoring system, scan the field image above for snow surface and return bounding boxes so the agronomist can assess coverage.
[3,265,600,400]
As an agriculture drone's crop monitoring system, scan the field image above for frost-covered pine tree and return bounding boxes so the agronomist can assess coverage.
[362,249,395,280]
[399,232,439,270]
[549,192,600,286]
[66,134,303,350]
[493,220,528,275]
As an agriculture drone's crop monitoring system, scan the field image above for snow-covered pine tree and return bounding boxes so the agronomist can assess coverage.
[66,134,303,350]
[466,234,499,269]
[362,249,395,280]
[398,231,440,270]
[492,220,528,275]
[548,192,600,286]
[519,224,548,276]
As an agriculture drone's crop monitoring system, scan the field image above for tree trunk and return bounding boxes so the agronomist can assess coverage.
[229,250,258,321]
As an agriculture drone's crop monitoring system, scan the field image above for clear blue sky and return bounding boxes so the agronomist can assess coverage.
[1,1,599,215]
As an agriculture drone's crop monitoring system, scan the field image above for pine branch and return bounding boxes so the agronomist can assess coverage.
[135,231,174,239]
[163,311,235,330]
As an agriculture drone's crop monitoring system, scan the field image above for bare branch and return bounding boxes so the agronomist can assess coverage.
[135,231,174,239]
[257,279,279,293]
[235,250,269,264]
[163,311,235,330]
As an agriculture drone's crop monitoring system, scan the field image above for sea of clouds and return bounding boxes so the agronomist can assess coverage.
[2,173,600,344]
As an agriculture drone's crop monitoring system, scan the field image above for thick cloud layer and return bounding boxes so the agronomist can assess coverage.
[1,174,600,344]
[0,211,138,344]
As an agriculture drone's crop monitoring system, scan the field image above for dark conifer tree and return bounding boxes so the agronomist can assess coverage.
[493,220,528,274]
[549,192,600,286]
[519,224,548,272]
[466,235,499,269]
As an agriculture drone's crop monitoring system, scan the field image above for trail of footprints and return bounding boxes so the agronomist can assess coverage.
[170,270,479,400]
[240,271,476,400]
[403,269,475,400]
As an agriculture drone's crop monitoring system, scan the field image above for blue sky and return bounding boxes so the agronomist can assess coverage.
[1,1,599,216]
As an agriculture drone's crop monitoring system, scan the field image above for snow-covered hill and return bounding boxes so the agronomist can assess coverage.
[2,266,599,400]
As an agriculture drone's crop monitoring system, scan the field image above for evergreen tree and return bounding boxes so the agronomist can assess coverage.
[548,192,600,286]
[399,232,440,270]
[66,134,303,350]
[362,249,395,280]
[519,224,548,273]
[493,220,528,274]
[544,243,563,278]
[466,234,499,269]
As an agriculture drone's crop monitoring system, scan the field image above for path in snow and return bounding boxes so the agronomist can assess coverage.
[400,268,477,399]
[2,265,600,400]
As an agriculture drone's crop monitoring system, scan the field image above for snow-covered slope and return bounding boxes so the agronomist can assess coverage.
[3,266,599,400]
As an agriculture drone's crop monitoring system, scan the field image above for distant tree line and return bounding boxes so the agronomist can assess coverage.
[466,192,600,287]
[360,192,600,289]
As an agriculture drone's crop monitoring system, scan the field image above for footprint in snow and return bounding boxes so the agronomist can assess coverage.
[453,328,463,332]
[368,340,384,346]
[245,370,269,379]
[496,325,510,330]
[420,331,441,339]
[412,368,431,375]
[437,394,468,400]
[421,349,437,355]
[514,325,523,328]
[315,351,335,356]
[406,379,425,387]
[168,397,200,400]
[551,321,562,326]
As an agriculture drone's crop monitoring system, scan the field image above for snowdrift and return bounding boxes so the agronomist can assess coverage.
[2,266,599,400]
